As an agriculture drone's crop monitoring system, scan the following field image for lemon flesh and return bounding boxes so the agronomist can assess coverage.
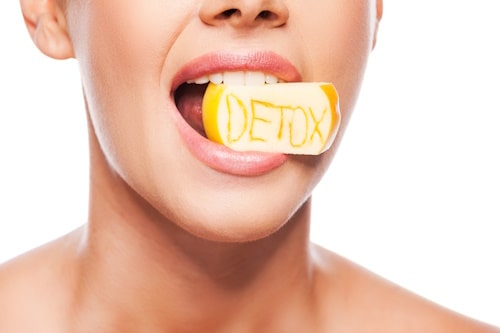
[202,82,340,155]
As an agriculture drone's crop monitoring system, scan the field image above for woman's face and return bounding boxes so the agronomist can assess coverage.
[64,0,381,241]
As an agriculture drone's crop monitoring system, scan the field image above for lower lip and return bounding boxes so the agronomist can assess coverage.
[172,106,288,177]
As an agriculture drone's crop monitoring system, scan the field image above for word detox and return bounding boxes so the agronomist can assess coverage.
[202,82,341,155]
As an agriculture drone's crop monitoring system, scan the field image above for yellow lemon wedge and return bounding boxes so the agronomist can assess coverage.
[202,82,341,155]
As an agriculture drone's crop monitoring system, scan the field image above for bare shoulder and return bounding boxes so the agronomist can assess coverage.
[311,244,499,333]
[0,229,81,333]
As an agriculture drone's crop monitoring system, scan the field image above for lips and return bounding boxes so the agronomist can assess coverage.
[171,51,301,91]
[170,51,302,177]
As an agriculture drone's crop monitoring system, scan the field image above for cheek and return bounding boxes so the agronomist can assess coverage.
[70,1,171,93]
[300,0,374,66]
[296,0,375,119]
[66,1,191,174]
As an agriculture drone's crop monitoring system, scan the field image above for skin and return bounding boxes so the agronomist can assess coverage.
[1,0,498,331]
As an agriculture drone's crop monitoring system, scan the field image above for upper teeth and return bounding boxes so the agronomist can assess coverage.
[186,71,280,85]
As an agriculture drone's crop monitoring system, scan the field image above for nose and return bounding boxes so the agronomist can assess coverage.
[199,0,289,29]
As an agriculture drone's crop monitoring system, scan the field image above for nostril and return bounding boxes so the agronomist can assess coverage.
[200,1,289,28]
[218,9,278,21]
[217,8,239,19]
[258,10,274,20]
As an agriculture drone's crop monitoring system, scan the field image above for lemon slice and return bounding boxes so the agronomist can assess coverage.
[202,82,340,155]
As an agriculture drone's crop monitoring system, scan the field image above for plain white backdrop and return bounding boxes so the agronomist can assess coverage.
[1,0,499,326]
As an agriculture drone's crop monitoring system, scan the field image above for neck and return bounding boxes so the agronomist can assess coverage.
[71,128,317,332]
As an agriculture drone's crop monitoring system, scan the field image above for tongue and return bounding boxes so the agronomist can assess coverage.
[175,83,207,136]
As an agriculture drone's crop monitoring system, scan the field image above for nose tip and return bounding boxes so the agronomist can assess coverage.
[199,0,289,29]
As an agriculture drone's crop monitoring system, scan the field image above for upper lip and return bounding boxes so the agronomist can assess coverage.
[171,50,302,92]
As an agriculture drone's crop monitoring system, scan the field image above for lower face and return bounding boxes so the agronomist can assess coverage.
[66,0,376,242]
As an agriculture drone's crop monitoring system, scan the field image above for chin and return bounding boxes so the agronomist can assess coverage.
[182,219,285,243]
[180,205,291,243]
[158,188,305,243]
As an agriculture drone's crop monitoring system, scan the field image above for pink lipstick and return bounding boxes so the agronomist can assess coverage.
[171,51,301,177]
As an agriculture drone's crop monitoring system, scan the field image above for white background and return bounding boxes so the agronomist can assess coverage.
[1,0,499,326]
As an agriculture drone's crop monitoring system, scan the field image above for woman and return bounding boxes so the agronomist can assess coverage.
[1,0,498,331]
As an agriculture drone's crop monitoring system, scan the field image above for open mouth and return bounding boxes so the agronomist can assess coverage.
[174,71,281,138]
[174,82,208,136]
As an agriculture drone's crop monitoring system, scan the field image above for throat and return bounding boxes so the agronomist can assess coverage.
[73,200,315,332]
[174,83,208,136]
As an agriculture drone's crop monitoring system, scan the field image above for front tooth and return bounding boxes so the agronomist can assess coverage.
[265,74,278,84]
[209,73,223,84]
[244,71,266,85]
[223,71,245,85]
[202,71,278,85]
[194,75,209,84]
